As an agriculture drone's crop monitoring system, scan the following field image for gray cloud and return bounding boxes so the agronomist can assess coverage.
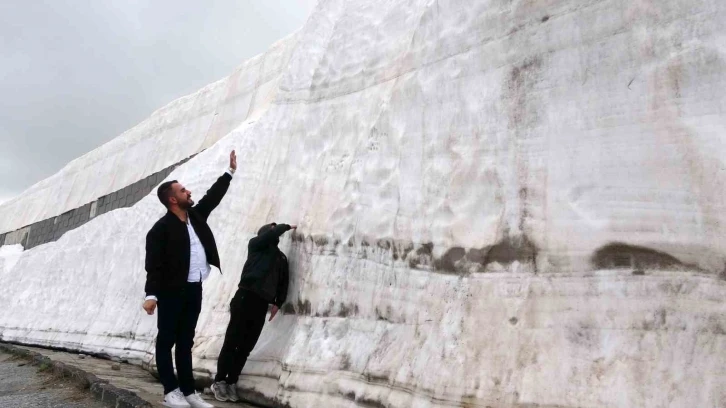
[0,0,316,203]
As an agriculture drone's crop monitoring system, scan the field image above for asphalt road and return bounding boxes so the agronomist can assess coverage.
[0,350,107,408]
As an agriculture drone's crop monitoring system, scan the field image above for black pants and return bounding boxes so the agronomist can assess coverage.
[156,283,202,396]
[215,290,269,384]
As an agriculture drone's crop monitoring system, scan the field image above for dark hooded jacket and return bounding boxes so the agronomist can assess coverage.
[238,223,290,307]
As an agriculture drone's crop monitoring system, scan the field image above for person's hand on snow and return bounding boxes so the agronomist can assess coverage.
[269,305,279,321]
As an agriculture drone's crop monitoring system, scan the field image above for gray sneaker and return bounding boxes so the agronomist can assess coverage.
[225,382,240,402]
[210,381,229,402]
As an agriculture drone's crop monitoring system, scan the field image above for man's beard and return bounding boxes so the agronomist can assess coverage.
[179,198,194,209]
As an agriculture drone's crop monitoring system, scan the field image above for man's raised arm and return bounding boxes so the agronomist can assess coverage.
[249,224,296,251]
[195,150,237,220]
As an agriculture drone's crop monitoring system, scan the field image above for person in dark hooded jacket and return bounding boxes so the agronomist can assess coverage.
[211,222,296,402]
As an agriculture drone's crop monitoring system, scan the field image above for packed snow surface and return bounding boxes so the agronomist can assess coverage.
[1,0,725,407]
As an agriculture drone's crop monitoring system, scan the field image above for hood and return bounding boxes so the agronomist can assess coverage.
[258,222,279,246]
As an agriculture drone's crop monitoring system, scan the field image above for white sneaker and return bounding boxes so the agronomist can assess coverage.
[162,388,191,408]
[185,392,214,408]
[210,381,229,402]
[226,382,240,402]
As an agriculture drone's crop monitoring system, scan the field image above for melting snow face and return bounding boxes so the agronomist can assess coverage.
[1,1,726,407]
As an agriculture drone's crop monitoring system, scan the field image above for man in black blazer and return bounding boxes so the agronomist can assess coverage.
[142,150,236,408]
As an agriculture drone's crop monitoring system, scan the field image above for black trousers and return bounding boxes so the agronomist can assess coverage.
[215,290,269,384]
[156,283,202,396]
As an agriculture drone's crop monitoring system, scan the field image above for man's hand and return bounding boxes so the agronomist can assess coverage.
[229,150,237,171]
[269,305,279,321]
[142,299,157,315]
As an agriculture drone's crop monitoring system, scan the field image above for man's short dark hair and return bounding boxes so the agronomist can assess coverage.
[157,180,177,208]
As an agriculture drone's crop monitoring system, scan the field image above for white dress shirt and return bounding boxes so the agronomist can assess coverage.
[186,216,210,282]
[145,168,234,302]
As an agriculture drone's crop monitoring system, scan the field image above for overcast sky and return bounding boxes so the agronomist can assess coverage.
[0,1,317,204]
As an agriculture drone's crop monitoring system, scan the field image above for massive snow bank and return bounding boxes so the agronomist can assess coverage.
[1,0,725,407]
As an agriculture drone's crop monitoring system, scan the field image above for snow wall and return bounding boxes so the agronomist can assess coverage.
[1,0,726,407]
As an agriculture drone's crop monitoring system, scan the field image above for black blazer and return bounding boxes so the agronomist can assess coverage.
[144,173,231,297]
